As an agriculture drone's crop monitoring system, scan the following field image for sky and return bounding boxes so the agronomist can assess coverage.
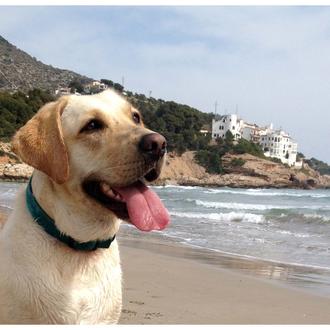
[0,6,330,163]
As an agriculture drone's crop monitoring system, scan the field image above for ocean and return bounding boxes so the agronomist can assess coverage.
[1,182,330,296]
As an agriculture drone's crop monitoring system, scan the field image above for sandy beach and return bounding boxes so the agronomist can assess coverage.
[118,233,330,324]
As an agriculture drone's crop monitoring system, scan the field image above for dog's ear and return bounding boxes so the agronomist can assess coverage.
[12,97,69,184]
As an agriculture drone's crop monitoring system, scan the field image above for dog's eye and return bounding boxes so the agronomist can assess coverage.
[132,112,141,124]
[81,119,104,133]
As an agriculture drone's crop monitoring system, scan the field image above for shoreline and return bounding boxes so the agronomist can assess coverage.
[1,177,330,190]
[0,208,329,324]
[118,226,330,298]
[118,231,330,324]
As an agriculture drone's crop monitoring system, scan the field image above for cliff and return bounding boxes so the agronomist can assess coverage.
[156,151,330,189]
[1,142,329,189]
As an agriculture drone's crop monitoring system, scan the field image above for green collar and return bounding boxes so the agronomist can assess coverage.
[25,178,115,251]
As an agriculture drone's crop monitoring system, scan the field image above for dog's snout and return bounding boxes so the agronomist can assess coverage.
[139,133,167,161]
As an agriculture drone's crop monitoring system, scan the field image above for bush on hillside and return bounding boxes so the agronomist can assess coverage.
[232,138,265,158]
[0,89,54,138]
[195,148,223,174]
[230,158,246,167]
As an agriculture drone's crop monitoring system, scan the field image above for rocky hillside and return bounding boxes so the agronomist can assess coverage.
[2,142,328,189]
[156,151,330,189]
[0,142,32,181]
[0,35,92,92]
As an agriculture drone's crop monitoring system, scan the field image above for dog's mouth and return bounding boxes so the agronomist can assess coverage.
[82,169,170,232]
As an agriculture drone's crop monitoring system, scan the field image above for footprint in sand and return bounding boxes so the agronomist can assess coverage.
[129,300,145,305]
[122,309,137,316]
[144,312,163,319]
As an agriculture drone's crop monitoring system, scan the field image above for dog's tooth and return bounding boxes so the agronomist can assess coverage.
[100,182,111,193]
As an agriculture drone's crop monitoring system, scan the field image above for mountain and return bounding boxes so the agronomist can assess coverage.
[0,35,92,92]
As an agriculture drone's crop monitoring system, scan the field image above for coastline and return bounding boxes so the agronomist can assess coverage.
[1,147,330,189]
[118,231,330,324]
[1,177,330,190]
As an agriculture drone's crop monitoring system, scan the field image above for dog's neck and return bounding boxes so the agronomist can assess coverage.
[30,171,121,244]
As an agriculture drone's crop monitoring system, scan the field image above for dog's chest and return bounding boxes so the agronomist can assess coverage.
[68,266,122,324]
[27,247,124,325]
[57,251,122,324]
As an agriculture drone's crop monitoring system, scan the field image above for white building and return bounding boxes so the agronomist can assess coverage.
[91,81,107,90]
[55,87,71,96]
[260,130,301,167]
[83,81,108,94]
[212,114,301,168]
[241,122,273,143]
[212,114,242,140]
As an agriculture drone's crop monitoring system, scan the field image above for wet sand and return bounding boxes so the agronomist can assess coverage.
[118,233,330,324]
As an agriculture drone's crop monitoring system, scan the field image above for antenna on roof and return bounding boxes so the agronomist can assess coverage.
[236,104,238,115]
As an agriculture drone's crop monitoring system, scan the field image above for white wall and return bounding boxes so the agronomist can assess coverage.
[212,114,241,140]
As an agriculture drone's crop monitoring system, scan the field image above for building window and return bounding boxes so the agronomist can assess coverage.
[232,126,235,130]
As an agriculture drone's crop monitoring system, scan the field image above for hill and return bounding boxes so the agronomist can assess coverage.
[0,35,329,187]
[0,35,92,92]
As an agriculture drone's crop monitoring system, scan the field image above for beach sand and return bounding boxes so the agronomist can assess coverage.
[118,234,330,324]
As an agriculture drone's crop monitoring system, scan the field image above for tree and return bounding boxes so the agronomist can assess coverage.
[113,83,124,92]
[0,89,54,138]
[100,79,114,87]
[224,130,234,146]
[69,80,84,93]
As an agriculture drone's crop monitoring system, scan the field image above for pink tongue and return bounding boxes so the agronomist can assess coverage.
[114,181,170,231]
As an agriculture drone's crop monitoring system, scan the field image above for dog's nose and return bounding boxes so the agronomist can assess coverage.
[139,133,167,161]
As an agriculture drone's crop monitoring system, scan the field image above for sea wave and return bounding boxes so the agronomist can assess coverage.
[154,185,200,190]
[276,230,312,238]
[204,188,329,199]
[170,211,266,224]
[190,199,330,211]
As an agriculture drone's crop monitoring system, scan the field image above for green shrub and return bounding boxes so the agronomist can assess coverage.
[233,138,264,158]
[195,149,223,174]
[0,89,54,139]
[230,158,246,167]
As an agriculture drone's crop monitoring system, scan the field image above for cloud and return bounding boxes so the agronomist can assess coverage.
[0,6,329,162]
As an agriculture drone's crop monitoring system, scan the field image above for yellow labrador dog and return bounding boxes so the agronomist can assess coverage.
[0,90,170,324]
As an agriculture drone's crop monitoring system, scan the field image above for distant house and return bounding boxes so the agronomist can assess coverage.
[260,130,301,167]
[199,124,211,136]
[211,114,243,140]
[91,81,107,90]
[55,87,71,96]
[212,114,301,168]
[83,81,108,94]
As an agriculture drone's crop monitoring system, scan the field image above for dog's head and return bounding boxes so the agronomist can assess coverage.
[12,90,170,232]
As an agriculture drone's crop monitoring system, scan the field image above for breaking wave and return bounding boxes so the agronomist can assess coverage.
[170,211,266,224]
[189,199,330,211]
